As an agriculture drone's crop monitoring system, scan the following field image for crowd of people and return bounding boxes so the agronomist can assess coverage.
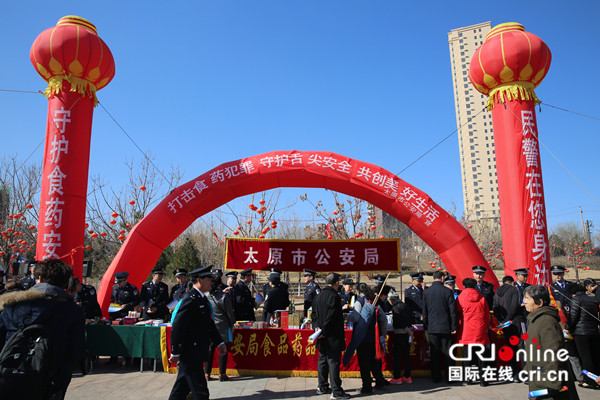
[0,259,599,400]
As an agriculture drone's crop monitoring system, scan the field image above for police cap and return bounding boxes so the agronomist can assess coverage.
[189,266,213,279]
[240,268,253,277]
[472,265,487,274]
[114,271,129,283]
[174,268,187,277]
[342,278,354,285]
[583,278,596,288]
[551,265,566,275]
[303,269,316,277]
[514,268,529,277]
[410,272,423,282]
[270,267,283,274]
[151,267,165,275]
[225,271,238,278]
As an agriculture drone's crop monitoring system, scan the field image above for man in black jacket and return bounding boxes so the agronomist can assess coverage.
[0,259,85,399]
[170,268,188,302]
[405,272,424,323]
[473,265,495,309]
[110,271,140,320]
[303,269,321,318]
[492,276,520,323]
[263,272,289,323]
[168,266,225,400]
[140,267,170,320]
[312,272,350,399]
[493,275,521,377]
[233,268,256,321]
[423,270,457,383]
[583,278,599,305]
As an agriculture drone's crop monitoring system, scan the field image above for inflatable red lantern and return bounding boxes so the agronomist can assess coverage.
[31,16,115,278]
[111,212,119,218]
[140,185,146,191]
[469,22,551,285]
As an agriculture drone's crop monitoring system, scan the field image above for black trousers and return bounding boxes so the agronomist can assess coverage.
[573,334,600,387]
[392,333,411,379]
[426,332,453,382]
[317,345,343,394]
[204,343,228,375]
[356,340,386,389]
[169,357,209,400]
[502,325,521,376]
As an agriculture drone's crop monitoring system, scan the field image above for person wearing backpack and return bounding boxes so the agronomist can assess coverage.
[0,259,86,399]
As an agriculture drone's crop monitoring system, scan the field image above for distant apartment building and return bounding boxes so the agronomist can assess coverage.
[448,21,500,227]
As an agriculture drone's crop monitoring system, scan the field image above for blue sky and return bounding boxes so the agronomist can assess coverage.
[2,1,599,235]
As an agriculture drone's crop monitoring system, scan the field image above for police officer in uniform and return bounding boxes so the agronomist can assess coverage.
[263,272,290,323]
[444,274,461,297]
[339,278,356,312]
[373,274,386,287]
[211,268,227,291]
[405,272,424,323]
[171,268,188,302]
[19,260,37,290]
[110,271,140,320]
[549,265,574,312]
[263,267,288,298]
[225,271,238,289]
[168,266,225,400]
[140,267,170,320]
[303,269,321,318]
[472,265,495,309]
[74,278,102,320]
[513,268,531,332]
[233,268,256,321]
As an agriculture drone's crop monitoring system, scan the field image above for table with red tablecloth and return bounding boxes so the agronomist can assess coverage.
[163,327,432,377]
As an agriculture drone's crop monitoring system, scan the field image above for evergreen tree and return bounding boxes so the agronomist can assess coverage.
[175,237,202,272]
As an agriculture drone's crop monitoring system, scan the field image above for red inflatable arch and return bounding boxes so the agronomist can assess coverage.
[98,150,496,313]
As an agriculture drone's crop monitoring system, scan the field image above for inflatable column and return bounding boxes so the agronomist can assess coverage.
[30,16,115,278]
[469,23,552,284]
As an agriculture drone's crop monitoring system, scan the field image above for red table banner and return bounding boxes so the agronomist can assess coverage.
[224,238,400,273]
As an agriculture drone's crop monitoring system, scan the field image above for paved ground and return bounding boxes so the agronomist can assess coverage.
[65,360,599,400]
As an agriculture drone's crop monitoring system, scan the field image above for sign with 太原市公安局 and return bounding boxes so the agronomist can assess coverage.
[224,238,400,273]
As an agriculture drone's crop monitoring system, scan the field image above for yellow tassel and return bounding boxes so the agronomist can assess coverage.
[42,75,99,106]
[487,81,540,110]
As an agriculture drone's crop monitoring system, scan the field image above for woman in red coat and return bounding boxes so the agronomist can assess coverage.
[457,278,491,386]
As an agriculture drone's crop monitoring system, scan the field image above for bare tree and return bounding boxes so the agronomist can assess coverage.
[0,156,42,268]
[84,152,183,275]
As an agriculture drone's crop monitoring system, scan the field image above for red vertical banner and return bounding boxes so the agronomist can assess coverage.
[469,22,552,284]
[36,87,94,273]
[30,16,115,277]
[491,101,551,285]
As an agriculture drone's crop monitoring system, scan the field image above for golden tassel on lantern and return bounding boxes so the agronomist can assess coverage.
[42,75,99,106]
[487,81,541,110]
